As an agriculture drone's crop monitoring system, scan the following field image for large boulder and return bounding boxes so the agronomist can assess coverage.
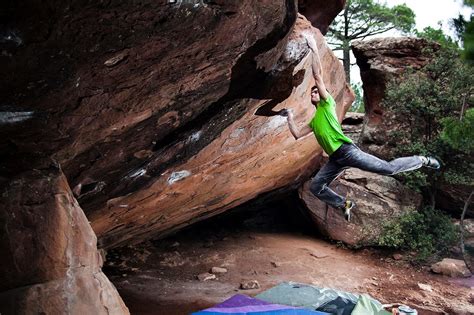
[1,1,351,249]
[299,168,422,247]
[91,16,354,248]
[298,0,346,34]
[431,258,472,278]
[0,164,129,314]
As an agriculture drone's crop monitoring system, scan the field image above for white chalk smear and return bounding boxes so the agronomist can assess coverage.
[168,0,206,8]
[0,30,23,46]
[188,130,202,143]
[230,127,245,139]
[129,169,146,178]
[167,170,191,185]
[285,40,301,61]
[0,111,34,124]
[267,115,286,130]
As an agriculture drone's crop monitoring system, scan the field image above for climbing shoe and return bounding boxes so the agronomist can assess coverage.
[421,156,440,169]
[340,200,355,222]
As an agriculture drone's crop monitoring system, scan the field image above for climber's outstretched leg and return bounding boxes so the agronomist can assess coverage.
[330,143,440,176]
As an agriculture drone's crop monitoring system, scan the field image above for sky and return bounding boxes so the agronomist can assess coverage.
[384,0,473,37]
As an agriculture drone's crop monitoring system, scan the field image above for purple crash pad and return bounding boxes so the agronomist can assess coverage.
[191,294,330,314]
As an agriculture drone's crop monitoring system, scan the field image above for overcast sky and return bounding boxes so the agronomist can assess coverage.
[385,0,473,37]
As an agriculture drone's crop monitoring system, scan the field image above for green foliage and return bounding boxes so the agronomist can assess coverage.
[457,1,474,63]
[397,171,428,193]
[378,207,459,261]
[329,0,416,41]
[383,46,474,190]
[349,82,365,112]
[416,26,459,49]
[451,14,468,44]
[327,0,416,82]
[441,108,474,153]
[464,15,474,62]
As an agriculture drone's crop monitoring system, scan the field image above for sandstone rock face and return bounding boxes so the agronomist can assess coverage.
[298,0,346,34]
[0,165,129,314]
[92,16,354,248]
[1,1,350,249]
[351,37,438,159]
[299,168,422,247]
[431,258,472,278]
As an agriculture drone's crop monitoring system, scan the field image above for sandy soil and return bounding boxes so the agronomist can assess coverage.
[104,202,474,315]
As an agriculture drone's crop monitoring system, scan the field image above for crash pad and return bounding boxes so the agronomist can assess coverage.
[256,282,386,315]
[256,282,358,314]
[351,295,391,315]
[191,294,330,315]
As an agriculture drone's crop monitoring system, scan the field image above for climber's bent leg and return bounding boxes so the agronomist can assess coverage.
[310,159,348,209]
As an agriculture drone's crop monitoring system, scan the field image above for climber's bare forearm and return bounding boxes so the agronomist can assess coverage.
[287,113,312,140]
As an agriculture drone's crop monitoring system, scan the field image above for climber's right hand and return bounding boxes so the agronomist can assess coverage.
[278,109,290,117]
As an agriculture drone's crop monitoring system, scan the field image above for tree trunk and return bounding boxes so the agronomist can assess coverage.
[461,191,474,273]
[343,43,351,83]
[343,3,350,83]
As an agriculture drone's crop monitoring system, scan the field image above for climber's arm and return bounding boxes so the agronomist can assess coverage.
[306,36,329,100]
[279,109,312,140]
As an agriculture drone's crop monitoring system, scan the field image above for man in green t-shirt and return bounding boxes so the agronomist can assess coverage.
[279,35,440,221]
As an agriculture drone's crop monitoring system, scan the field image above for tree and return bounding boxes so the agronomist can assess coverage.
[327,0,415,82]
[416,26,459,50]
[383,47,474,206]
[379,46,473,262]
[349,82,364,112]
[459,0,474,63]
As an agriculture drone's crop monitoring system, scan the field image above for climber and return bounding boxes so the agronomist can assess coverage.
[279,35,440,222]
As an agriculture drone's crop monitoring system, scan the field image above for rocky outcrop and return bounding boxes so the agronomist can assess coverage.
[352,37,472,217]
[299,168,422,247]
[1,1,351,249]
[298,0,346,34]
[91,16,354,248]
[351,37,438,159]
[0,164,129,314]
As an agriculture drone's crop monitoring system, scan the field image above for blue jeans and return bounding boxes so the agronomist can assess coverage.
[310,143,423,209]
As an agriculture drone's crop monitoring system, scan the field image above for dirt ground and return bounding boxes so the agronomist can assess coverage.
[104,201,474,315]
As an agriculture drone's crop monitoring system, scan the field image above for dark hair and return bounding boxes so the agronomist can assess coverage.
[311,86,318,93]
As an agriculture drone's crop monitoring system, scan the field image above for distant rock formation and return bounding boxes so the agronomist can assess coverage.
[0,164,129,315]
[352,37,472,217]
[351,37,438,159]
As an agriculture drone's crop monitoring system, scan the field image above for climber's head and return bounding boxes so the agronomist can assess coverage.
[311,86,320,105]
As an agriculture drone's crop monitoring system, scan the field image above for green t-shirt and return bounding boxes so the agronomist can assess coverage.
[308,94,352,155]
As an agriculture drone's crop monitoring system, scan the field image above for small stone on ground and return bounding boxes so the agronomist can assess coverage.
[211,267,227,274]
[393,253,403,260]
[240,280,260,290]
[197,272,216,281]
[417,283,433,292]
